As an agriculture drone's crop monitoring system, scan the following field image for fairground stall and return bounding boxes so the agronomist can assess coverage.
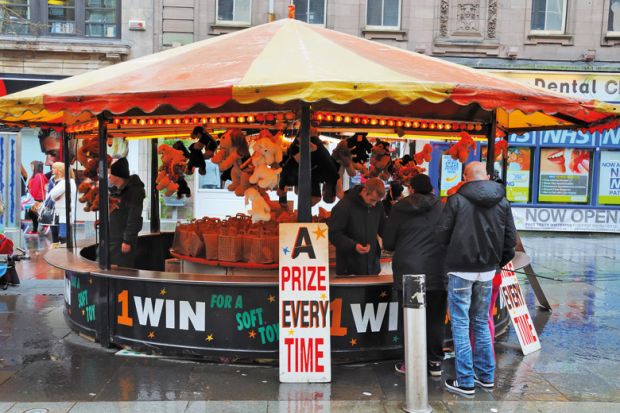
[0,17,617,362]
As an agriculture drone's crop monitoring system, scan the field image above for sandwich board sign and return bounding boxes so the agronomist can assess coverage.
[500,261,541,355]
[279,223,331,382]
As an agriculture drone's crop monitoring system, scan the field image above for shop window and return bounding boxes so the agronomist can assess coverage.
[531,0,567,33]
[538,148,591,203]
[506,147,532,203]
[217,0,251,25]
[609,0,620,34]
[598,151,620,205]
[0,0,119,38]
[294,0,326,25]
[366,0,400,29]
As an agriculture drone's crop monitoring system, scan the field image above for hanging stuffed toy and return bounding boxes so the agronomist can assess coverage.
[414,143,433,165]
[494,139,509,158]
[368,139,393,180]
[245,187,271,222]
[156,143,190,198]
[186,126,218,175]
[249,136,283,189]
[447,132,476,163]
[323,140,356,204]
[347,132,372,173]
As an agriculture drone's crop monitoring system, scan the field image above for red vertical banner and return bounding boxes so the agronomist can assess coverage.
[279,223,331,383]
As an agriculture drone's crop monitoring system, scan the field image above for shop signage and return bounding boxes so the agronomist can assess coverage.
[600,128,620,148]
[439,155,462,196]
[508,129,617,147]
[598,151,620,205]
[508,132,536,146]
[489,71,620,103]
[279,223,331,382]
[512,206,620,232]
[500,261,541,356]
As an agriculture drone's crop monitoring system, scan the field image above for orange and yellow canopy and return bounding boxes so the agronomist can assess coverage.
[0,18,617,132]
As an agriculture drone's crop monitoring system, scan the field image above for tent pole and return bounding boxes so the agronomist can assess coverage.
[150,139,160,233]
[486,111,497,177]
[62,131,73,249]
[298,104,312,223]
[97,113,110,270]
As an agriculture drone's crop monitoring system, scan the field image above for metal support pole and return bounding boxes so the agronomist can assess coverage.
[62,131,73,249]
[97,114,110,270]
[150,138,160,233]
[402,274,432,413]
[298,104,312,223]
[486,112,497,177]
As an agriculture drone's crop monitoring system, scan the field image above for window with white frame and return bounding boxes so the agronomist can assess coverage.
[530,0,567,33]
[366,0,400,29]
[609,0,620,33]
[294,0,326,25]
[217,0,251,25]
[0,0,31,35]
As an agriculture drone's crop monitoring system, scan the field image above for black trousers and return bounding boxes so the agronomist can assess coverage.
[26,208,39,232]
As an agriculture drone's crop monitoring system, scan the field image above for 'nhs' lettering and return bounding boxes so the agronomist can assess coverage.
[539,130,594,146]
[600,128,620,147]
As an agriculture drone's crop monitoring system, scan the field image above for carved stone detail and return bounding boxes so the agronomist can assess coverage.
[456,0,480,32]
[440,0,449,37]
[487,0,497,38]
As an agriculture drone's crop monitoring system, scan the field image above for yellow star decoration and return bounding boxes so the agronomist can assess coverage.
[320,293,327,300]
[205,334,214,342]
[249,330,257,339]
[350,338,358,346]
[379,291,387,298]
[160,288,167,296]
[81,309,85,316]
[148,331,155,339]
[267,294,276,303]
[289,329,295,336]
[312,226,327,240]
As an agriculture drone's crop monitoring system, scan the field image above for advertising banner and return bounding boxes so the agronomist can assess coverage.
[506,147,531,203]
[538,148,591,203]
[279,223,331,383]
[500,261,541,356]
[598,151,620,205]
[512,206,620,232]
[440,155,462,196]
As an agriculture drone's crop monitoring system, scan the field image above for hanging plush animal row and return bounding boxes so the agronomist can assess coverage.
[156,143,191,199]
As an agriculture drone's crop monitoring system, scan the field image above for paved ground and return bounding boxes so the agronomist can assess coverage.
[0,231,618,412]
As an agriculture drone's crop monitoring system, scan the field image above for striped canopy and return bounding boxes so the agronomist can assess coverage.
[0,18,617,132]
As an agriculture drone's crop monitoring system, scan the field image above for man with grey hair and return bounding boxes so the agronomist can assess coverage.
[436,161,516,396]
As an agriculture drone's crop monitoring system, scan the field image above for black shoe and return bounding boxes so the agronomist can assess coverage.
[444,379,475,396]
[474,375,494,389]
[428,361,442,377]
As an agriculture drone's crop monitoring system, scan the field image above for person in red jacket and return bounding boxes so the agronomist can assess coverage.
[25,160,48,235]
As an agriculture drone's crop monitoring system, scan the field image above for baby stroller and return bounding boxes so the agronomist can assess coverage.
[0,235,26,290]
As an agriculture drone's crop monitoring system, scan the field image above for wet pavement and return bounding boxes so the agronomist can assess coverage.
[0,232,618,412]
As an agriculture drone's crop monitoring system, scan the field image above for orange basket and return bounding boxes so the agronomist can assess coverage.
[218,223,245,262]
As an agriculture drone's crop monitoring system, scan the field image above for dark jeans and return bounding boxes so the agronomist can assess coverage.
[51,215,59,243]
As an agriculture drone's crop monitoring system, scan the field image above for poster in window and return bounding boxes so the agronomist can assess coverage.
[440,155,462,197]
[506,148,532,203]
[538,148,591,203]
[598,151,620,205]
[480,146,504,180]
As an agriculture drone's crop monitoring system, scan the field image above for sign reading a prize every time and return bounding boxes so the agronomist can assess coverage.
[279,223,331,383]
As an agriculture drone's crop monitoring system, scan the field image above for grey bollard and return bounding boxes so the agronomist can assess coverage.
[402,274,432,413]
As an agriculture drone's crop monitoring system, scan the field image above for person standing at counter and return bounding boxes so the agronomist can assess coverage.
[382,174,446,377]
[436,161,516,396]
[108,157,145,268]
[328,178,386,276]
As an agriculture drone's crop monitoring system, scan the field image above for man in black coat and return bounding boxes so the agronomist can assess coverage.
[328,178,386,276]
[436,161,516,396]
[383,174,446,376]
[108,157,145,268]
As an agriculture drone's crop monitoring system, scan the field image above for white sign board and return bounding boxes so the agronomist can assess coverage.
[512,206,620,233]
[279,223,331,383]
[500,262,541,356]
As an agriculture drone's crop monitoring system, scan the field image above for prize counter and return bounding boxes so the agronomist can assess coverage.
[45,232,518,364]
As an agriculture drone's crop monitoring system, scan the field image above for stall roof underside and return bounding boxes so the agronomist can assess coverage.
[0,18,617,132]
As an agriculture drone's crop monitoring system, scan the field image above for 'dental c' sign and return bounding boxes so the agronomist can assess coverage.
[279,223,331,383]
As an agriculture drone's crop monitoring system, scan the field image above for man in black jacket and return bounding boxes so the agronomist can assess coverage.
[383,174,446,376]
[436,161,516,396]
[108,157,145,268]
[328,178,386,276]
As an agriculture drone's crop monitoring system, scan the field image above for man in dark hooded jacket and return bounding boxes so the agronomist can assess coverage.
[328,178,386,276]
[108,157,145,268]
[383,174,446,377]
[436,161,516,396]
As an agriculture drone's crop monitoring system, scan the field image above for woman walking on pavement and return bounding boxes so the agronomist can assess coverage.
[25,161,48,235]
[47,162,76,244]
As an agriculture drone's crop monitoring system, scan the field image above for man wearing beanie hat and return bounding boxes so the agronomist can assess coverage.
[108,157,145,267]
[383,173,446,377]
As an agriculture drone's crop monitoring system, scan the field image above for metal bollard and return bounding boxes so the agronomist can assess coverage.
[402,274,432,413]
